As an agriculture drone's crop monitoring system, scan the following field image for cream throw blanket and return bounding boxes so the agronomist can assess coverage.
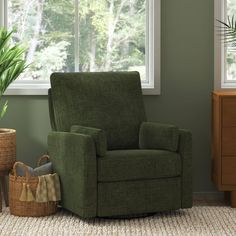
[20,173,61,203]
[19,183,35,202]
[36,173,61,202]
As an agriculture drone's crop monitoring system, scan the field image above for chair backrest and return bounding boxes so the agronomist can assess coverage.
[49,72,147,150]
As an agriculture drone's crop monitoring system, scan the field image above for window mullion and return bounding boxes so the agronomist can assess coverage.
[0,0,6,27]
[214,0,225,89]
[145,0,150,85]
[223,0,227,86]
[4,0,7,27]
[74,0,79,72]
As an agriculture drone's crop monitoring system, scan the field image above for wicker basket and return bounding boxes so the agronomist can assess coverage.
[37,154,50,167]
[9,156,58,217]
[0,129,16,171]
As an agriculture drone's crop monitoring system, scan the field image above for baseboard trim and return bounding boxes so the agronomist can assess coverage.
[193,191,224,201]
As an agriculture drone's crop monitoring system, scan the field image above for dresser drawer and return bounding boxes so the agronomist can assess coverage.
[222,127,236,155]
[222,157,236,185]
[222,97,236,127]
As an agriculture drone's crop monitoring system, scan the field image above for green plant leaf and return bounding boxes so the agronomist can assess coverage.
[0,100,8,119]
[217,17,236,48]
[0,27,28,119]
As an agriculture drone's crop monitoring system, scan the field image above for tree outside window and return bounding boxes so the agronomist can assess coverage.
[8,0,147,82]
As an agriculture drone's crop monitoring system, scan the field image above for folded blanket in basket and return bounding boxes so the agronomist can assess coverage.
[36,173,61,203]
[19,183,35,202]
[19,173,61,202]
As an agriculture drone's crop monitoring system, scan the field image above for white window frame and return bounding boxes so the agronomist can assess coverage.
[214,0,236,89]
[0,0,161,95]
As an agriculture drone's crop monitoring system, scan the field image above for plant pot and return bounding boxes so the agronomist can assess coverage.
[0,129,16,171]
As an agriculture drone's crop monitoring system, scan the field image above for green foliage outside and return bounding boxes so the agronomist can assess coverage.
[0,28,27,119]
[8,0,146,81]
[221,0,236,80]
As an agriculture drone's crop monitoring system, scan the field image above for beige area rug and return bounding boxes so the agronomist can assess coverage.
[0,205,236,236]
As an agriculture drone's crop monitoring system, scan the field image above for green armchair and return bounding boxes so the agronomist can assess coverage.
[48,72,192,218]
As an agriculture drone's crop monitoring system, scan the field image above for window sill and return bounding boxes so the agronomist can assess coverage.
[4,83,160,96]
[4,83,50,95]
[221,83,236,89]
[142,87,160,95]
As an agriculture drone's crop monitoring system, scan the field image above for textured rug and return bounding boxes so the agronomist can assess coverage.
[0,206,236,236]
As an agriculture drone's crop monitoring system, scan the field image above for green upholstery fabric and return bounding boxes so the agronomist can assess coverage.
[98,150,181,182]
[178,129,192,208]
[97,178,181,217]
[71,125,107,157]
[50,72,146,150]
[48,131,97,218]
[48,89,56,131]
[48,72,192,218]
[139,122,179,152]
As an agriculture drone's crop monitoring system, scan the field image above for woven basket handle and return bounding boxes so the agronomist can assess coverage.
[37,154,50,167]
[13,162,31,181]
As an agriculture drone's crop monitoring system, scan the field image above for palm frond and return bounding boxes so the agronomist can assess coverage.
[0,27,28,119]
[217,16,236,48]
[0,100,8,119]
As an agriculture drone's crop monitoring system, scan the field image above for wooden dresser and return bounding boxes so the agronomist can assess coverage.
[212,91,236,207]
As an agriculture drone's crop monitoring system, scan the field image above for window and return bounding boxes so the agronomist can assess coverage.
[0,0,160,95]
[215,0,236,89]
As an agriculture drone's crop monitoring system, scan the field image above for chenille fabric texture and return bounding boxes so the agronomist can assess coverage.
[70,125,107,157]
[49,72,146,150]
[48,72,192,218]
[36,173,61,203]
[139,122,179,152]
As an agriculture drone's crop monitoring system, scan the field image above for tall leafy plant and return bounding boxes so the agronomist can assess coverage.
[0,28,27,118]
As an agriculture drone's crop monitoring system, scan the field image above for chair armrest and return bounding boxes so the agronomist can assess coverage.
[178,129,192,208]
[48,131,97,218]
[139,122,179,152]
[70,125,107,157]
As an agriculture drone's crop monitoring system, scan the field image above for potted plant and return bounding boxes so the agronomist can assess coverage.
[0,28,27,171]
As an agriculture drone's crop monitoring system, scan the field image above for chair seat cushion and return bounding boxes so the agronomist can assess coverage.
[98,149,181,182]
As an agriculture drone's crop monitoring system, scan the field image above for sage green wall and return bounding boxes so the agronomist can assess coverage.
[1,0,214,192]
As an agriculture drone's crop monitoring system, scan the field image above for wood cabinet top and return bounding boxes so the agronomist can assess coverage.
[213,90,236,96]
